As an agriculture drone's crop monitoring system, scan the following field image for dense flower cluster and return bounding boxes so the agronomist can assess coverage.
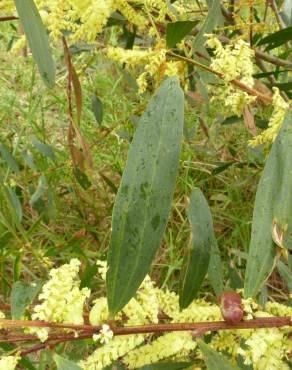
[0,260,290,368]
[79,261,292,369]
[206,36,256,116]
[29,258,90,342]
[249,88,289,147]
[1,0,175,41]
[0,355,19,370]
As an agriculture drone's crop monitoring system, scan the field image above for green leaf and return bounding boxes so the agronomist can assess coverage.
[6,187,22,223]
[0,142,20,173]
[221,116,242,126]
[179,188,213,308]
[103,363,126,370]
[73,168,92,190]
[244,111,292,298]
[11,281,42,319]
[207,228,224,296]
[192,0,223,53]
[22,150,37,171]
[31,135,56,162]
[136,362,193,370]
[277,260,292,292]
[53,354,82,370]
[166,20,199,48]
[211,162,234,175]
[13,0,55,88]
[106,77,184,316]
[198,340,240,370]
[257,26,292,50]
[20,357,37,370]
[13,253,22,282]
[268,82,292,92]
[280,0,292,27]
[91,94,103,125]
[29,175,47,206]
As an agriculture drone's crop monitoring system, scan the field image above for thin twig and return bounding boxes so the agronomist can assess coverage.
[2,316,290,358]
[255,57,289,102]
[1,316,291,338]
[0,16,18,22]
[218,34,292,69]
[220,7,292,68]
[167,52,273,104]
[0,319,99,331]
[269,0,285,29]
[20,340,62,356]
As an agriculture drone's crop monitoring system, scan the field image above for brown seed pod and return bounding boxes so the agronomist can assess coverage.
[218,290,244,323]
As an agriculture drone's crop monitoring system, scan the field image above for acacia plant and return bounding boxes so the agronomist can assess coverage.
[0,0,291,369]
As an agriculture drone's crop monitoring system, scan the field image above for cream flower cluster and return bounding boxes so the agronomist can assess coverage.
[0,260,291,369]
[29,258,90,342]
[2,0,188,92]
[78,261,291,370]
[0,355,19,370]
[1,0,173,42]
[249,88,289,147]
[80,264,159,369]
[206,36,256,116]
[93,324,114,344]
[107,46,184,92]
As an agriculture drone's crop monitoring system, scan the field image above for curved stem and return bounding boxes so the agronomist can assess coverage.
[167,52,273,104]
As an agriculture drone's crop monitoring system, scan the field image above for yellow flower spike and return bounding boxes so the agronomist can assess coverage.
[28,259,90,342]
[117,0,147,29]
[249,88,289,147]
[0,355,20,370]
[206,35,256,117]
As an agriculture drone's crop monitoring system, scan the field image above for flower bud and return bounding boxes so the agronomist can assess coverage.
[218,290,243,323]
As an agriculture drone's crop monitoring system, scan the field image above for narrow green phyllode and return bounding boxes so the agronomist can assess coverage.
[106,77,184,316]
[244,111,292,298]
[179,188,213,309]
[14,0,55,88]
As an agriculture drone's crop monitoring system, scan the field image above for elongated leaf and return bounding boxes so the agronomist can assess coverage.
[280,0,292,26]
[106,77,184,316]
[192,0,223,53]
[166,20,199,48]
[53,354,82,370]
[103,364,126,370]
[0,142,19,173]
[257,26,292,50]
[137,362,192,370]
[20,358,37,370]
[198,340,240,370]
[31,135,56,162]
[11,281,42,319]
[29,175,47,206]
[13,0,55,87]
[92,94,103,125]
[244,111,292,298]
[6,187,22,223]
[208,236,224,296]
[179,188,213,308]
[269,82,292,92]
[13,253,22,282]
[277,260,292,292]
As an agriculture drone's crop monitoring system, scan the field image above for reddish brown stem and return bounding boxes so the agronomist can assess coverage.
[0,319,99,331]
[1,316,291,340]
[20,340,62,356]
[112,317,292,335]
[168,52,273,104]
[1,316,289,358]
[0,16,18,22]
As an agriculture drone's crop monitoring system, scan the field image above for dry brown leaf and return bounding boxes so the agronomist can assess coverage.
[243,105,257,136]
